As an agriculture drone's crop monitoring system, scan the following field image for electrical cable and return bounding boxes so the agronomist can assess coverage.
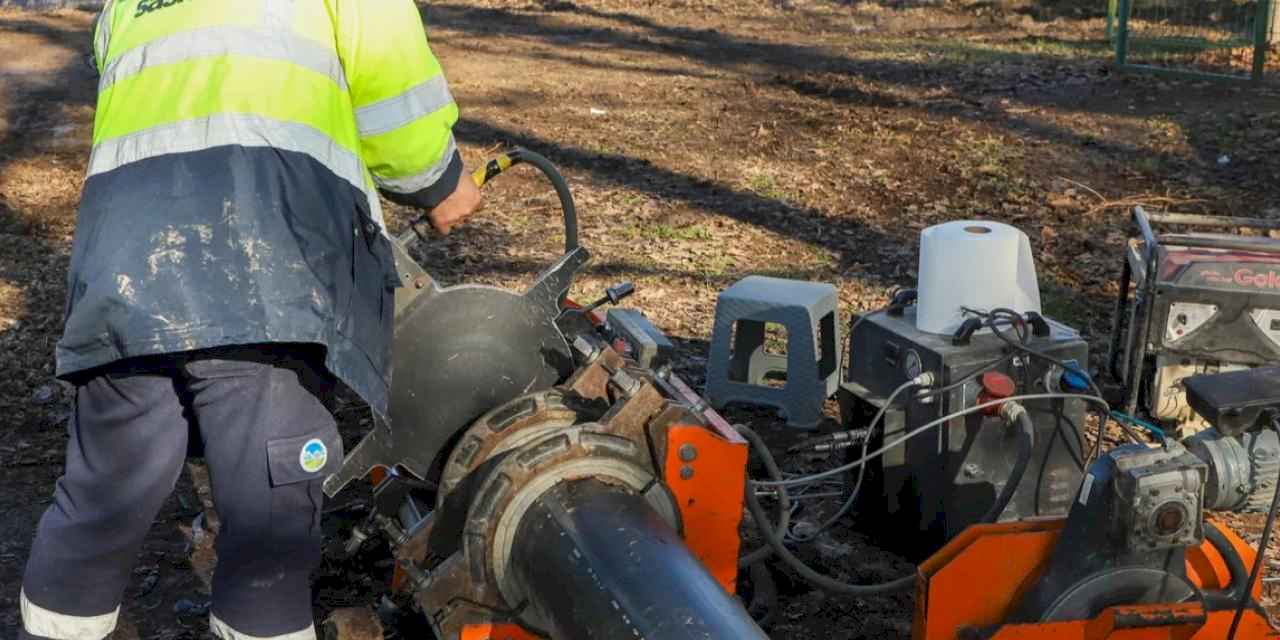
[750,393,1113,489]
[917,354,1011,399]
[791,379,921,542]
[977,407,1034,523]
[981,311,1143,456]
[737,424,917,596]
[1108,410,1166,442]
[988,307,1030,345]
[1226,420,1280,640]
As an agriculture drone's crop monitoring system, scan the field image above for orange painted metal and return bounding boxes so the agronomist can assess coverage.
[978,607,1277,639]
[915,518,1278,640]
[1082,603,1203,640]
[913,519,1065,640]
[459,624,541,640]
[663,423,750,594]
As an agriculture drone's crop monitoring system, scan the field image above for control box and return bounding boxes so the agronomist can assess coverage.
[840,306,1089,557]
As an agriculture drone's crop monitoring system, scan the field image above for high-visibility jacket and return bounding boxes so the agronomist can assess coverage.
[56,0,460,416]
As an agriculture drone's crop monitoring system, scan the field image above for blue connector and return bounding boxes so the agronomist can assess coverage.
[1060,360,1091,393]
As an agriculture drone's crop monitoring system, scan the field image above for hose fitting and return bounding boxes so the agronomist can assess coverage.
[1000,400,1028,426]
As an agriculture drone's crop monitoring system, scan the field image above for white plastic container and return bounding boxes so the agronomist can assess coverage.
[916,220,1041,335]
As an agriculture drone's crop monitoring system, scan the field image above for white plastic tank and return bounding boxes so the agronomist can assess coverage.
[916,220,1041,335]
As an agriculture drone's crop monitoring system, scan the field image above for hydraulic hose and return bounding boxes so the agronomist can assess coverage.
[979,405,1035,524]
[793,378,922,542]
[471,148,579,253]
[737,423,791,567]
[737,424,916,597]
[752,392,1112,489]
[1203,523,1251,611]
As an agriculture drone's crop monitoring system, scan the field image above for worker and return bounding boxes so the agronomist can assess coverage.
[19,1,480,638]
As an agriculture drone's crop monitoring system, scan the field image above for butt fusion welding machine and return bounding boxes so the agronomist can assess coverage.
[325,150,767,640]
[323,152,1279,640]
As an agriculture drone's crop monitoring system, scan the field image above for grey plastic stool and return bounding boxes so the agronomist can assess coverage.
[706,276,840,429]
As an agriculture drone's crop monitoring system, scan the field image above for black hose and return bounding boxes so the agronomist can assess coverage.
[500,149,579,253]
[737,424,916,596]
[744,479,916,596]
[1227,423,1280,640]
[1203,523,1251,611]
[746,560,778,628]
[405,148,580,253]
[983,312,1139,457]
[979,408,1034,524]
[736,424,790,568]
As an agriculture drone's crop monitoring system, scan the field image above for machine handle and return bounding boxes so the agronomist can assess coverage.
[1133,206,1159,263]
[471,148,579,254]
[1147,211,1280,232]
[402,148,580,255]
[1132,206,1280,258]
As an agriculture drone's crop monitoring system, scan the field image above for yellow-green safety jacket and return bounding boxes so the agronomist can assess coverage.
[57,0,460,415]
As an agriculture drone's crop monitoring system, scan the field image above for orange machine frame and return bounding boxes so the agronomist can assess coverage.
[913,518,1278,640]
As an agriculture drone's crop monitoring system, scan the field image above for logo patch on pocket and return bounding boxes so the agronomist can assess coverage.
[299,438,328,473]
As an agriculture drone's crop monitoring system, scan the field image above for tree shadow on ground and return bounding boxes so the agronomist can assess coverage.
[454,117,903,290]
[426,0,1279,213]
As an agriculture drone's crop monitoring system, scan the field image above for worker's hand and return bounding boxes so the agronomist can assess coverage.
[427,175,482,235]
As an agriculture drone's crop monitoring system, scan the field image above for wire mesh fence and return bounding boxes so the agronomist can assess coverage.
[1109,0,1276,83]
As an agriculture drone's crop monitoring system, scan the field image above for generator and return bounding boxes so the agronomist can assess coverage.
[840,304,1089,555]
[1108,207,1280,437]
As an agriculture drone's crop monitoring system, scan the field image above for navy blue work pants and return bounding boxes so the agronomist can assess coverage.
[21,345,342,639]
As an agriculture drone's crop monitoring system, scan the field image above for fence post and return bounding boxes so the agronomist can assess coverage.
[1115,0,1132,67]
[1106,0,1118,41]
[1252,0,1272,84]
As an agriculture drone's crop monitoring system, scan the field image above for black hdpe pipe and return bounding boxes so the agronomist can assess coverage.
[509,479,770,640]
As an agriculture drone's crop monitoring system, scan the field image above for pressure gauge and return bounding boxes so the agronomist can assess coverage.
[902,349,924,380]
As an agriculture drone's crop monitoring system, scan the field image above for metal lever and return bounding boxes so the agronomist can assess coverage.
[583,282,636,313]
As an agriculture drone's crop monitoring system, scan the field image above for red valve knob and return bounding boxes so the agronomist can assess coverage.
[978,371,1016,416]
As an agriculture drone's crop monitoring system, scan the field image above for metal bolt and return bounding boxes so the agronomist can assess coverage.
[413,275,428,289]
[680,466,694,480]
[610,369,642,396]
[679,444,698,462]
[572,335,599,360]
[365,223,377,235]
[962,463,981,478]
[344,526,369,556]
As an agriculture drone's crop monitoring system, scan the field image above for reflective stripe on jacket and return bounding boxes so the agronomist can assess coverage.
[58,0,462,415]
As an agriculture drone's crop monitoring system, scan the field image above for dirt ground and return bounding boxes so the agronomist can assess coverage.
[2,1,1280,638]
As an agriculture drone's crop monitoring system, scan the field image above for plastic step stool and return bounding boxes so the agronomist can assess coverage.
[705,276,840,429]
